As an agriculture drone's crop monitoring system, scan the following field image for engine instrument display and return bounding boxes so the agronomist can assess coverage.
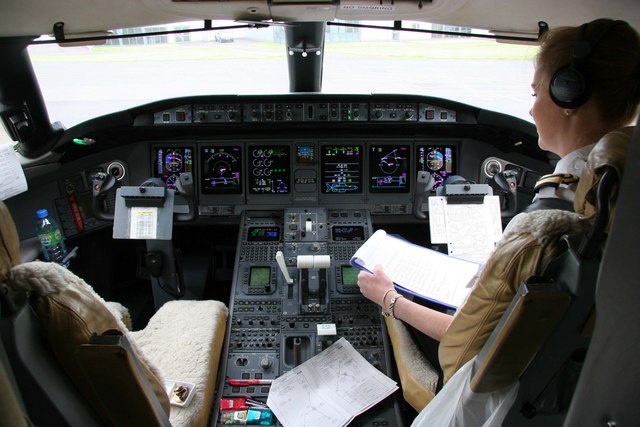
[249,145,291,194]
[153,147,193,188]
[368,144,410,193]
[321,145,363,193]
[416,145,456,189]
[200,146,242,194]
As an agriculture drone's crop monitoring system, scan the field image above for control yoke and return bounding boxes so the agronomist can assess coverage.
[490,170,519,218]
[92,172,196,222]
[92,171,119,221]
[107,173,197,304]
[413,171,435,220]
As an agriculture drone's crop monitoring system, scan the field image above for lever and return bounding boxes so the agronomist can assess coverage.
[276,250,293,284]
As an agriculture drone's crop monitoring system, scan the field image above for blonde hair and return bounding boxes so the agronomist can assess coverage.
[536,19,640,126]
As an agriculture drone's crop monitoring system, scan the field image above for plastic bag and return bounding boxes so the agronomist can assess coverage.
[412,357,519,427]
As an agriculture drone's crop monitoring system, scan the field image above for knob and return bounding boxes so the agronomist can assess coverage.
[260,357,273,370]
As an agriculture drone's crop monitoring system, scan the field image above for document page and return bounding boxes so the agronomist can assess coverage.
[0,142,28,200]
[351,229,481,308]
[429,195,502,264]
[266,338,398,427]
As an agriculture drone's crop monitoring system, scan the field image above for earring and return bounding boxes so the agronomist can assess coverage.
[564,110,571,116]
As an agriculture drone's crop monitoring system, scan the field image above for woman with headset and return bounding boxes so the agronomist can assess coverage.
[528,18,640,208]
[357,18,640,387]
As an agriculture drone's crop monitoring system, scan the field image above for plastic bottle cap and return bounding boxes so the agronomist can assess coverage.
[36,209,49,219]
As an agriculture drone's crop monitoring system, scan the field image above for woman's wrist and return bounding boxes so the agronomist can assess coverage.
[381,288,396,317]
[388,293,404,319]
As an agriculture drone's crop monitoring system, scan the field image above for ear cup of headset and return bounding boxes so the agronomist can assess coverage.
[549,64,591,108]
[549,34,592,109]
[549,20,625,109]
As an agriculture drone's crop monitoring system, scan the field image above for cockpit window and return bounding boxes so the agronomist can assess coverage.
[27,20,538,129]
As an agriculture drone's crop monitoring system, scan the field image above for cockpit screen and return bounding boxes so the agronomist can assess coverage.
[341,265,359,287]
[249,145,291,194]
[321,145,363,193]
[332,226,365,241]
[369,144,410,193]
[296,145,315,164]
[247,226,280,242]
[200,146,242,194]
[249,267,271,287]
[153,147,193,189]
[416,145,456,189]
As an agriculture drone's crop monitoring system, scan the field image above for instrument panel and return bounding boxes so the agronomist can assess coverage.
[151,140,459,216]
[8,94,551,241]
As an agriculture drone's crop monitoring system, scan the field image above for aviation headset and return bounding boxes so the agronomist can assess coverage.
[549,20,625,109]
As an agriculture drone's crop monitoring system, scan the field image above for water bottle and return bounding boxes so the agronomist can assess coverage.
[36,209,69,268]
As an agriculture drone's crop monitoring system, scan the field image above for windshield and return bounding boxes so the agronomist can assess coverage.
[27,21,538,129]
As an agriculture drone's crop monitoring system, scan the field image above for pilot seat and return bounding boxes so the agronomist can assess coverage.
[387,125,634,425]
[0,199,228,427]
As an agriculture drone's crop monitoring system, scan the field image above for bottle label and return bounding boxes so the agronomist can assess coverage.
[39,229,62,247]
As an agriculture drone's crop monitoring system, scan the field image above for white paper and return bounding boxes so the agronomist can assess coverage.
[316,323,337,336]
[351,229,481,308]
[129,206,158,239]
[429,195,503,264]
[428,196,448,242]
[267,337,397,427]
[0,142,28,200]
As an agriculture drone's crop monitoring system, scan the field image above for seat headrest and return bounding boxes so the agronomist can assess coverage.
[0,200,21,282]
[574,127,634,221]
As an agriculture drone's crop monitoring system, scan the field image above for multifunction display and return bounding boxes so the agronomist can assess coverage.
[368,144,410,193]
[321,145,363,193]
[416,145,456,188]
[153,147,193,188]
[200,145,242,194]
[249,146,291,194]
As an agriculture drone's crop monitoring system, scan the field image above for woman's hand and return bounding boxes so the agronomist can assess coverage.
[357,265,396,308]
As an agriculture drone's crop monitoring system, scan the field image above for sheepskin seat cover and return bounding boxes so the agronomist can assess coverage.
[131,299,228,427]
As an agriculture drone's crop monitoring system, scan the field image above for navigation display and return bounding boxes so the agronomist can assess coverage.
[321,145,363,193]
[249,145,291,194]
[369,144,410,193]
[153,147,193,189]
[200,145,242,194]
[416,145,456,189]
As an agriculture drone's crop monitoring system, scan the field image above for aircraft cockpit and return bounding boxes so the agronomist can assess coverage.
[1,1,639,426]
